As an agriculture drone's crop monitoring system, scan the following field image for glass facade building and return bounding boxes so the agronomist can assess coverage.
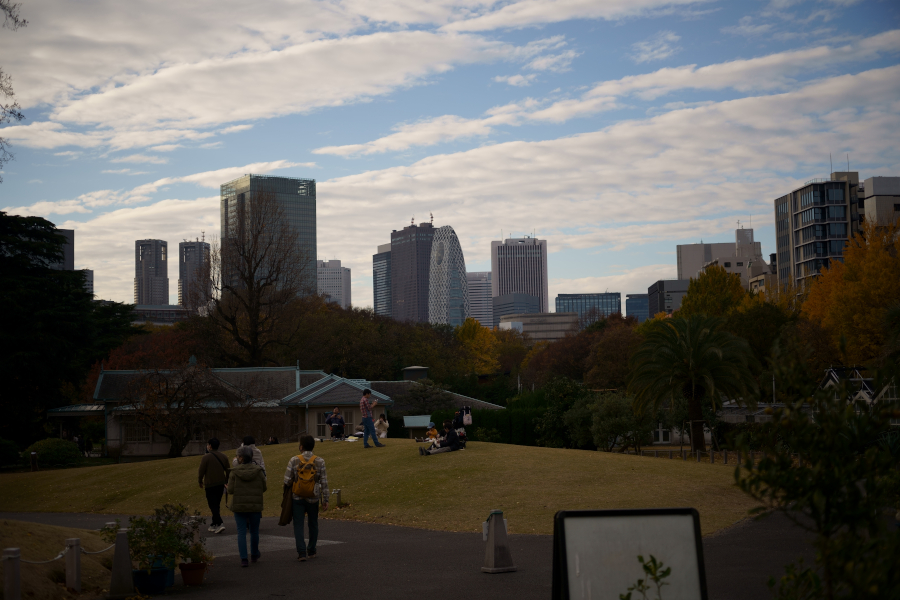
[372,243,391,317]
[493,292,540,329]
[625,293,649,323]
[466,271,492,327]
[555,293,621,326]
[220,174,317,293]
[428,226,469,327]
[390,222,434,323]
[178,240,210,309]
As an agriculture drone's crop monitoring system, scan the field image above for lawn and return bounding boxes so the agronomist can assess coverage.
[0,439,758,536]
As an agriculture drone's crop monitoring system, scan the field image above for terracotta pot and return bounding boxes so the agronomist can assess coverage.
[179,562,207,586]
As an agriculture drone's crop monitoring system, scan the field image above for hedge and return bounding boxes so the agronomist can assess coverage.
[24,438,83,467]
[430,408,544,447]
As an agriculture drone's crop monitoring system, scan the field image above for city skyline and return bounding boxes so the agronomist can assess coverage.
[2,1,898,307]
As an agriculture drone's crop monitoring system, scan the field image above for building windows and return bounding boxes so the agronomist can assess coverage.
[124,420,151,443]
[724,262,731,267]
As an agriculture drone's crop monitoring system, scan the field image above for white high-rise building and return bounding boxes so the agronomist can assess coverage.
[491,237,549,313]
[428,226,469,327]
[466,272,492,327]
[317,259,351,309]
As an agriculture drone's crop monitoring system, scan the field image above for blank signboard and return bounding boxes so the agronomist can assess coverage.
[551,508,708,600]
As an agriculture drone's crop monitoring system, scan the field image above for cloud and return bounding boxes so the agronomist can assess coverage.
[494,74,538,86]
[631,31,681,63]
[150,144,183,152]
[102,169,131,174]
[722,16,773,37]
[54,150,80,158]
[110,154,169,164]
[28,179,43,184]
[526,50,580,71]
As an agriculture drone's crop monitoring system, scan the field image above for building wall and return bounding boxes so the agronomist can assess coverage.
[391,222,434,323]
[499,312,578,342]
[555,293,621,325]
[428,226,469,327]
[220,174,317,293]
[648,280,689,316]
[317,259,352,309]
[373,244,391,317]
[50,229,75,271]
[178,240,210,308]
[493,293,540,329]
[625,294,649,323]
[676,241,732,280]
[466,271,492,327]
[861,176,900,226]
[83,269,94,296]
[491,237,549,313]
[134,239,169,305]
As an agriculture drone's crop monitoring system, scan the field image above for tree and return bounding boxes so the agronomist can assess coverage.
[534,377,591,448]
[628,315,757,452]
[726,294,796,375]
[202,188,316,366]
[590,392,655,453]
[584,321,643,390]
[1,0,27,183]
[802,220,900,366]
[392,379,454,414]
[678,265,746,318]
[456,317,500,375]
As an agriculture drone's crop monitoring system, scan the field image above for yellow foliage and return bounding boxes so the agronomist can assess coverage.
[456,317,501,374]
[519,341,549,374]
[679,265,746,318]
[801,221,900,364]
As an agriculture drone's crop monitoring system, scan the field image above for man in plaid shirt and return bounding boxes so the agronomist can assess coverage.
[283,435,329,561]
[359,388,385,448]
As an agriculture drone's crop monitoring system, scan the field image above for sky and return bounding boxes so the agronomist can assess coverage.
[2,0,899,312]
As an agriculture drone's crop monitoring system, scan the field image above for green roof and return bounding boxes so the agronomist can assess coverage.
[403,415,432,428]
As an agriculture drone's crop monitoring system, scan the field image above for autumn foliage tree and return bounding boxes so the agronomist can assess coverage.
[802,220,900,365]
[678,264,746,318]
[456,318,500,375]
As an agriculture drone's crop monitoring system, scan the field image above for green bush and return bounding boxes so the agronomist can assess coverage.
[25,438,82,467]
[0,438,20,467]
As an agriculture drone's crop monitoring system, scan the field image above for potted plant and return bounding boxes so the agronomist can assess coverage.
[179,541,214,586]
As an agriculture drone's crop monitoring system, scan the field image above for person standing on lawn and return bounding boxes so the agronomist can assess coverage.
[198,437,230,534]
[227,445,266,567]
[283,435,329,562]
[359,389,385,448]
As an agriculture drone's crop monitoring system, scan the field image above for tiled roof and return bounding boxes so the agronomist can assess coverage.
[282,375,392,407]
[368,381,504,411]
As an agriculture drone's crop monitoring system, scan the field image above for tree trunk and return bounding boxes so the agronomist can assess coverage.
[688,395,707,453]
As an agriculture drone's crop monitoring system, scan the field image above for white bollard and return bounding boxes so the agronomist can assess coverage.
[3,548,21,600]
[482,510,516,574]
[65,538,81,592]
[107,529,134,599]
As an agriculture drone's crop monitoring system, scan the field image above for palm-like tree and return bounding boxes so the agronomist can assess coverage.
[628,315,757,452]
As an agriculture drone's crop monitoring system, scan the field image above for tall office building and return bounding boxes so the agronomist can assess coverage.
[220,174,317,292]
[50,229,75,271]
[491,237,549,313]
[428,226,468,327]
[178,240,210,308]
[391,221,435,323]
[134,239,169,305]
[625,293,649,323]
[466,272,492,327]
[648,280,689,316]
[373,243,392,317]
[775,172,859,288]
[555,293,621,325]
[83,269,94,296]
[318,259,352,309]
[493,293,541,329]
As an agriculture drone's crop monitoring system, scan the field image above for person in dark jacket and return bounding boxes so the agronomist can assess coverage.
[419,421,461,456]
[227,445,267,567]
[199,437,230,533]
[325,408,345,440]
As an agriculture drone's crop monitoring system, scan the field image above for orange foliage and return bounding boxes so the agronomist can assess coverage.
[801,221,900,365]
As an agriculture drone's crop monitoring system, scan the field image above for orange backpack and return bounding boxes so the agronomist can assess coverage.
[291,455,318,498]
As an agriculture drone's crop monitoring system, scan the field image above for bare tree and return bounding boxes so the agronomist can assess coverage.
[0,1,27,183]
[200,187,315,366]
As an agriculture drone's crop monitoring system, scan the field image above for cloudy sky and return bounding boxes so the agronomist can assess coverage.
[2,0,899,311]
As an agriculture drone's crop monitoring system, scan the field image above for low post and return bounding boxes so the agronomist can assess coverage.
[737,452,742,466]
[668,450,673,459]
[750,451,755,464]
[108,528,133,600]
[654,451,659,458]
[681,449,686,461]
[65,538,81,593]
[482,510,516,574]
[331,489,343,507]
[710,451,715,464]
[724,450,728,465]
[696,451,701,463]
[30,452,37,472]
[3,548,21,600]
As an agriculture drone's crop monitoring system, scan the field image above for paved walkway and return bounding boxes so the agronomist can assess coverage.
[0,511,814,600]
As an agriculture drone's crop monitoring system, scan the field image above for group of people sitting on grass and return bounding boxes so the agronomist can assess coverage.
[418,420,463,456]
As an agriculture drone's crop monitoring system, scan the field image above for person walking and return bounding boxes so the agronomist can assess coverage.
[227,445,267,567]
[359,389,385,448]
[374,414,389,439]
[198,437,230,534]
[232,435,266,472]
[283,435,329,562]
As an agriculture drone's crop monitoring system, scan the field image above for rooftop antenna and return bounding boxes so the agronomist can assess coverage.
[830,153,833,176]
[737,219,741,229]
[847,153,850,172]
[201,231,205,242]
[411,215,415,226]
[430,211,433,225]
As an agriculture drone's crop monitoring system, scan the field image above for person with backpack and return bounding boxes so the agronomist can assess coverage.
[232,435,265,472]
[283,435,329,561]
[227,445,267,567]
[198,437,230,534]
[418,421,461,456]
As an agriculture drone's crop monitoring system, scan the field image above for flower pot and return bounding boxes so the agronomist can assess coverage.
[133,568,168,595]
[151,556,176,587]
[179,562,207,586]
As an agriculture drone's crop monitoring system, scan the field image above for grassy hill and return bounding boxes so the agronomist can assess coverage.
[0,439,757,536]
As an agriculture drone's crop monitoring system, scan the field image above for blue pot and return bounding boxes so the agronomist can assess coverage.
[151,557,176,587]
[133,568,168,595]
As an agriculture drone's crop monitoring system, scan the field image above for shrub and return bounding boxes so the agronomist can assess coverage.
[472,427,502,443]
[0,438,20,467]
[24,438,82,467]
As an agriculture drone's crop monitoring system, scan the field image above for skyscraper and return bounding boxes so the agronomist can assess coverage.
[50,229,75,271]
[555,293,621,325]
[625,293,649,323]
[134,239,168,305]
[373,243,391,317]
[391,221,435,323]
[317,259,352,309]
[178,239,210,308]
[428,226,468,327]
[466,271,492,327]
[491,237,549,313]
[220,174,317,292]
